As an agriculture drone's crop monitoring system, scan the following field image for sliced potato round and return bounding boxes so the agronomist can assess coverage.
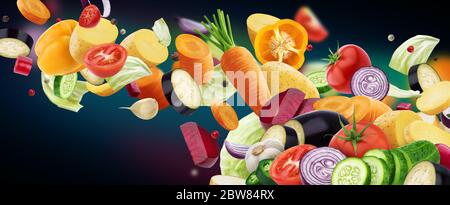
[120,29,168,67]
[247,13,279,45]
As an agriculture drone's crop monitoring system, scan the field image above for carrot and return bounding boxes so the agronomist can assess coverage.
[211,102,239,131]
[17,0,51,25]
[313,96,354,120]
[198,10,271,115]
[135,67,170,110]
[371,99,393,121]
[350,96,372,122]
[172,61,181,70]
[175,34,214,85]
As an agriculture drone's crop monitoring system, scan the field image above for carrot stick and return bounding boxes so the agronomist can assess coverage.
[211,102,239,131]
[135,67,169,110]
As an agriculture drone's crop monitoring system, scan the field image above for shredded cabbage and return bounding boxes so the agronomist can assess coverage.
[152,18,171,47]
[41,73,89,112]
[388,84,421,98]
[389,35,440,75]
[106,56,152,91]
[220,113,265,178]
[200,65,236,106]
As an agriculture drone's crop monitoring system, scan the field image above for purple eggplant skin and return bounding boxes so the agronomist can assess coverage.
[0,28,34,51]
[292,110,349,147]
[161,70,197,116]
[433,163,450,185]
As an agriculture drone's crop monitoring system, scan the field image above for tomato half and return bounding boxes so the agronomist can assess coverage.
[326,44,372,94]
[294,6,328,43]
[84,44,127,78]
[329,123,390,158]
[79,4,101,28]
[269,144,316,185]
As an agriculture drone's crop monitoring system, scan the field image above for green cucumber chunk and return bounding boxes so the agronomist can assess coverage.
[364,149,395,184]
[307,71,331,94]
[390,150,409,185]
[396,140,440,170]
[54,73,78,99]
[362,156,390,185]
[256,159,276,185]
[331,158,371,185]
[246,171,261,185]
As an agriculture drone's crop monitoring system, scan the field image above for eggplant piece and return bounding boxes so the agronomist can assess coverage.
[288,110,348,147]
[404,161,450,185]
[0,28,34,59]
[260,125,304,149]
[408,64,441,92]
[162,69,202,116]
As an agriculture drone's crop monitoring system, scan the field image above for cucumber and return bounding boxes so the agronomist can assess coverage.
[364,149,395,184]
[256,159,276,185]
[395,140,440,170]
[331,158,371,185]
[390,150,409,185]
[246,171,261,185]
[54,73,78,99]
[362,156,390,185]
[307,71,331,94]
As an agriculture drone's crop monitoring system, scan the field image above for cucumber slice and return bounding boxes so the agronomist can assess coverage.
[307,71,331,94]
[331,158,371,185]
[396,140,440,170]
[256,159,276,185]
[362,156,390,185]
[246,171,261,185]
[364,149,395,184]
[390,150,409,185]
[54,73,78,99]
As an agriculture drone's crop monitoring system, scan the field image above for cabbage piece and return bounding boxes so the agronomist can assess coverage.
[200,65,236,106]
[41,73,89,112]
[220,113,265,178]
[387,83,421,98]
[106,56,152,91]
[152,18,171,47]
[389,35,440,75]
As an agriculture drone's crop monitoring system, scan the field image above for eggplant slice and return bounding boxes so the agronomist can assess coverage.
[162,69,202,115]
[0,28,33,59]
[404,161,450,185]
[261,125,304,149]
[408,64,441,92]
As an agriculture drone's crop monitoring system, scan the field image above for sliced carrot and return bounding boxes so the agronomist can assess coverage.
[175,34,214,84]
[136,67,169,110]
[211,102,239,131]
[17,0,51,25]
[220,47,272,115]
[313,96,354,119]
[373,100,393,120]
[350,96,372,122]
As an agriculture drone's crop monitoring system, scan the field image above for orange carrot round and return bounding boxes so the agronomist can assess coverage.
[17,0,51,25]
[350,96,372,122]
[313,96,354,119]
[211,102,239,131]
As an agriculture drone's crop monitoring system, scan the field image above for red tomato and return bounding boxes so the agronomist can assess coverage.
[269,144,316,185]
[79,4,101,28]
[294,6,328,43]
[84,44,127,78]
[329,123,390,158]
[326,44,372,94]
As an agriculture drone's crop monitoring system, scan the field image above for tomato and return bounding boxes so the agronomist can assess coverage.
[294,6,328,43]
[79,4,101,28]
[329,123,390,158]
[326,44,371,94]
[84,44,127,78]
[269,144,316,185]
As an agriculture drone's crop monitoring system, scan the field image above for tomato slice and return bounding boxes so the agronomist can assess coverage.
[294,6,328,43]
[84,44,127,78]
[269,144,316,185]
[79,4,101,28]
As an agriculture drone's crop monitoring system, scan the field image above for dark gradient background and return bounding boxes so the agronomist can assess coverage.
[1,0,449,185]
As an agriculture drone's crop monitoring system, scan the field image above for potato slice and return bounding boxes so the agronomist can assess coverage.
[69,18,118,64]
[374,110,421,148]
[247,13,279,45]
[416,81,450,115]
[404,120,450,146]
[37,36,83,75]
[120,29,168,67]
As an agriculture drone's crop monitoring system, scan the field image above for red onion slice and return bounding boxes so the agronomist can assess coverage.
[175,16,208,35]
[300,147,346,185]
[351,67,389,101]
[80,0,90,8]
[224,141,249,159]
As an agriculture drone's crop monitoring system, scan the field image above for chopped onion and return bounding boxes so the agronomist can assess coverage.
[119,98,158,120]
[80,0,90,8]
[175,16,208,35]
[300,147,346,185]
[224,141,249,159]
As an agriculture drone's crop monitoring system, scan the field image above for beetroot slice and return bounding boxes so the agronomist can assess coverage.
[125,82,141,98]
[14,56,32,76]
[295,98,320,116]
[260,89,305,125]
[180,122,219,168]
[396,102,413,111]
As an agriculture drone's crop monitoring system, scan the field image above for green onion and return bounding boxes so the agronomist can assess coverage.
[196,9,235,52]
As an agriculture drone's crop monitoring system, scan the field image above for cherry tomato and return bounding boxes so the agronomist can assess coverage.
[294,6,328,43]
[79,4,101,28]
[326,44,372,94]
[84,44,127,78]
[329,123,390,158]
[269,144,316,185]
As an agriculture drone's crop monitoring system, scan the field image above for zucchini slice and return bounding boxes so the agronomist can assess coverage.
[404,161,450,185]
[408,64,441,92]
[0,28,33,59]
[162,69,202,115]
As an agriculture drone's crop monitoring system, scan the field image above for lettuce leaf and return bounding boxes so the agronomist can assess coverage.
[387,83,421,98]
[152,18,171,47]
[389,35,440,75]
[106,56,152,91]
[200,65,236,106]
